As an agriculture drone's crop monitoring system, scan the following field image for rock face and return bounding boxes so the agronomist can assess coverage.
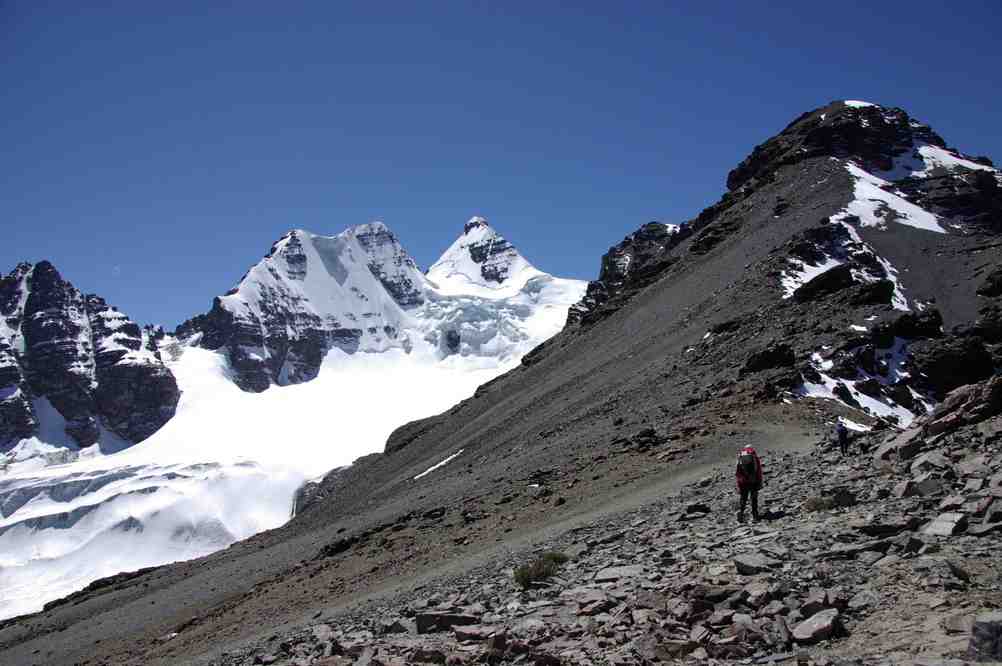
[0,262,179,451]
[566,222,687,325]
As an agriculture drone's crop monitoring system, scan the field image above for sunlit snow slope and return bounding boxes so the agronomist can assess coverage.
[0,218,586,620]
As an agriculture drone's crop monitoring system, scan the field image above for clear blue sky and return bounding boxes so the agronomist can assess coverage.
[3,2,1000,328]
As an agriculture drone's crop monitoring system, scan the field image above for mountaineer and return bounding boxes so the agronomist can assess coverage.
[736,445,764,523]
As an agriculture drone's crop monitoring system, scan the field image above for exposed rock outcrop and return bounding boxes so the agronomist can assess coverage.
[0,262,179,451]
[566,222,688,325]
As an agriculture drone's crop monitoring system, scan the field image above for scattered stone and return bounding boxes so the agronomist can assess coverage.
[923,512,968,537]
[968,611,1002,660]
[735,553,781,575]
[453,624,501,643]
[847,589,878,611]
[792,609,842,645]
[593,564,644,582]
[414,612,479,634]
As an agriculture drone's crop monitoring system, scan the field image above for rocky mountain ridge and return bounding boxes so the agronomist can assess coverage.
[570,100,1001,331]
[0,261,179,454]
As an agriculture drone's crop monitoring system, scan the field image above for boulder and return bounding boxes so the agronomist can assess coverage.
[792,609,842,644]
[735,553,781,575]
[741,344,796,375]
[593,564,644,582]
[454,624,502,643]
[911,451,950,473]
[968,611,1002,660]
[890,309,944,339]
[909,337,993,397]
[800,588,829,616]
[923,512,968,537]
[793,264,856,302]
[414,612,479,634]
[977,266,1002,297]
[847,589,879,611]
[967,521,1002,538]
[973,304,1002,343]
[913,473,943,497]
[874,428,924,461]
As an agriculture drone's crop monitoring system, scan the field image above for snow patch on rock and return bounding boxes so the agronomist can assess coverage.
[835,163,946,234]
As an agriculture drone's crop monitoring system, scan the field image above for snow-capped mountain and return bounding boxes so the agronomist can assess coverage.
[0,261,179,460]
[177,218,580,391]
[0,219,586,620]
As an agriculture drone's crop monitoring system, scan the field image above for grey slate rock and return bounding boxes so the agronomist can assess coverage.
[792,609,842,645]
[968,611,1002,661]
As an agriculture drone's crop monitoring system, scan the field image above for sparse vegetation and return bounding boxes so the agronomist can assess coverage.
[513,551,569,589]
[803,495,837,512]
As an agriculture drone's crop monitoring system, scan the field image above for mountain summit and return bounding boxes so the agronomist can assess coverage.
[426,216,543,297]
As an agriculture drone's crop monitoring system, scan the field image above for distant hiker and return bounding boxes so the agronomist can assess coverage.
[835,421,849,457]
[735,445,764,523]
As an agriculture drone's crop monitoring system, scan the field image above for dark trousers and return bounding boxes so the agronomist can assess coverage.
[739,486,759,520]
[839,435,848,456]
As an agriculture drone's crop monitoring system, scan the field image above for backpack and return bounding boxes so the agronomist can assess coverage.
[738,452,757,477]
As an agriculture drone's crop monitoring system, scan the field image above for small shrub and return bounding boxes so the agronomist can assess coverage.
[513,551,569,589]
[803,495,837,512]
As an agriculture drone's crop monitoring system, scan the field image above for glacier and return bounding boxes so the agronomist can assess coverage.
[0,218,586,621]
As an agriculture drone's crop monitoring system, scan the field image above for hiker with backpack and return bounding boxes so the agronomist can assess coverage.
[735,445,764,523]
[835,421,849,457]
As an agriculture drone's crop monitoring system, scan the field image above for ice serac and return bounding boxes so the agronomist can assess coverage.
[0,262,179,456]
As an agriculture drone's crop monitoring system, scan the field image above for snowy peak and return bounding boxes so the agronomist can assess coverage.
[463,215,489,234]
[179,218,586,392]
[186,223,424,390]
[426,216,543,298]
[256,224,426,305]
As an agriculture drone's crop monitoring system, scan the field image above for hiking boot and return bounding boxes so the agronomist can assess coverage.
[737,512,745,524]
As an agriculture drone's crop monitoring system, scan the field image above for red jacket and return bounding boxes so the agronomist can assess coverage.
[736,446,764,490]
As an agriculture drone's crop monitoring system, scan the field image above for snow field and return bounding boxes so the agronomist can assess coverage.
[0,219,587,621]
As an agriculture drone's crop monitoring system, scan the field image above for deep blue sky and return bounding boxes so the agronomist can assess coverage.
[3,2,1000,328]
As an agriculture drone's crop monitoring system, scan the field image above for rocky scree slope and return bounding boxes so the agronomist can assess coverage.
[213,375,1002,666]
[0,261,179,454]
[0,100,999,665]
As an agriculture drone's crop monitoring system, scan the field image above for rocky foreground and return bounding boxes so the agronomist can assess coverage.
[209,377,1002,666]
